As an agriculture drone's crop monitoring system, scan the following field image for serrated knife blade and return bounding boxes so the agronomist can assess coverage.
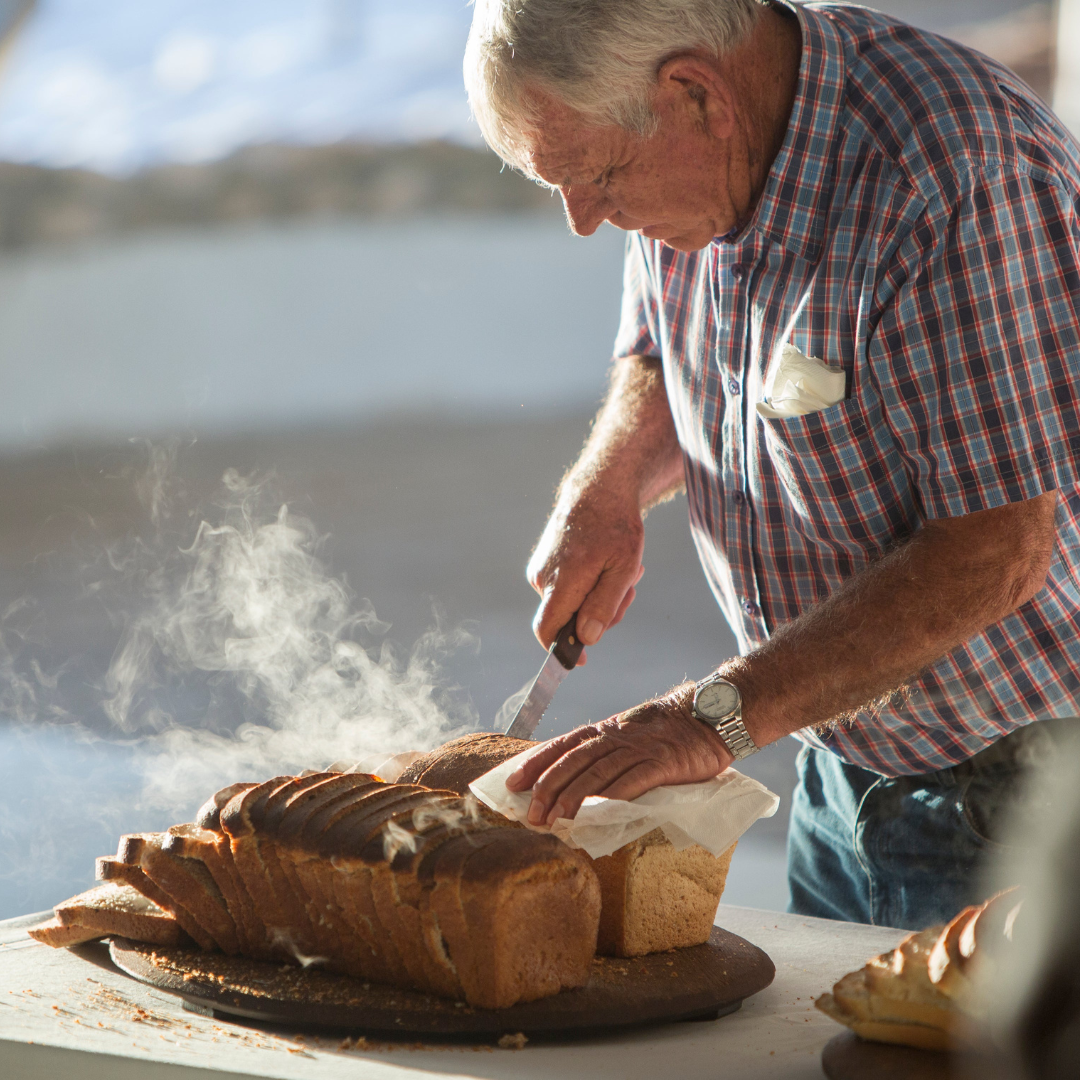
[503,617,584,740]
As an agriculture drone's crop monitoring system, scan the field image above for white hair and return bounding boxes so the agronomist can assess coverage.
[464,0,766,176]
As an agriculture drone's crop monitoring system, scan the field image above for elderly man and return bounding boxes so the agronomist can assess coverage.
[464,0,1080,929]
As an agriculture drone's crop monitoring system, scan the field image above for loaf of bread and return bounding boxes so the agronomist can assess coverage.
[401,732,737,957]
[816,888,1022,1051]
[91,771,600,1009]
[27,883,189,948]
[816,926,956,1052]
[926,887,1022,1009]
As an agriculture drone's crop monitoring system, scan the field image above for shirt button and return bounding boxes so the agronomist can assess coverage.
[730,263,746,280]
[742,599,758,616]
[727,378,740,395]
[732,491,745,505]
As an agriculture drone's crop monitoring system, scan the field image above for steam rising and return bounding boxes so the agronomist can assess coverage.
[103,456,476,810]
[493,678,531,732]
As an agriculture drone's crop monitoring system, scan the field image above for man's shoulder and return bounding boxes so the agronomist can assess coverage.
[804,2,1080,202]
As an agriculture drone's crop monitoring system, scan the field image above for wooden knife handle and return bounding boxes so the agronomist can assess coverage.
[551,615,585,671]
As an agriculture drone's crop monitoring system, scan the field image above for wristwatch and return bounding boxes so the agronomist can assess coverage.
[691,673,760,761]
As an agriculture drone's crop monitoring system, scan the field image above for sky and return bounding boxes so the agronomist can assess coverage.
[0,0,1036,175]
[0,0,479,174]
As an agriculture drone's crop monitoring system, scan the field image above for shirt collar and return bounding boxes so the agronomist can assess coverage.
[730,2,847,265]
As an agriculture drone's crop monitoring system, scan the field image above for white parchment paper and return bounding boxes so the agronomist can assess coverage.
[469,749,780,859]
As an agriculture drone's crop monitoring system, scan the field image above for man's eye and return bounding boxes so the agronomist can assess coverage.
[593,169,612,188]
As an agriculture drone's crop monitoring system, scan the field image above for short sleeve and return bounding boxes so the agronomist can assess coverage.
[870,166,1080,519]
[612,233,663,361]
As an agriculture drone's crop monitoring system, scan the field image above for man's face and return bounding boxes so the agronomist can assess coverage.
[525,91,740,252]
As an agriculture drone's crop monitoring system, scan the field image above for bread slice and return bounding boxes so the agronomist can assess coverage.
[454,828,600,1007]
[161,824,261,956]
[107,839,218,951]
[219,777,315,957]
[816,989,951,1052]
[118,832,235,953]
[401,732,737,956]
[28,883,187,948]
[96,855,175,912]
[832,966,956,1032]
[27,917,105,947]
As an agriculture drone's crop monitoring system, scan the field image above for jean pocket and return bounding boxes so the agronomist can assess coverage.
[959,768,1025,848]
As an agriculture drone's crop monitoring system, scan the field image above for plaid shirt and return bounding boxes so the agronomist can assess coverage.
[614,1,1080,776]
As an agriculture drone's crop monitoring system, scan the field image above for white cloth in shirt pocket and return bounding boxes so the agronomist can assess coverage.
[757,344,847,419]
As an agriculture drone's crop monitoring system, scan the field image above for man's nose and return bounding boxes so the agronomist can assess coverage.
[560,186,610,236]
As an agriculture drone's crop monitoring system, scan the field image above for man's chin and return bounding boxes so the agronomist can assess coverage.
[659,235,715,252]
[636,224,716,251]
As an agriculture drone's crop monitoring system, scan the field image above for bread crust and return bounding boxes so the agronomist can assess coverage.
[397,733,534,795]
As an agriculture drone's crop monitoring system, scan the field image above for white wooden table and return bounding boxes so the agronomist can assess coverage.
[0,905,903,1080]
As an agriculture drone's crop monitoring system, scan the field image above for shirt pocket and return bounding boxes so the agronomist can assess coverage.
[757,397,914,544]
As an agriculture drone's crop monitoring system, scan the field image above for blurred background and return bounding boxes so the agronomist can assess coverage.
[0,0,1073,920]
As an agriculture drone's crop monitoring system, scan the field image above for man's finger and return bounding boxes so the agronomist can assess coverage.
[607,584,638,629]
[531,580,590,650]
[522,736,620,824]
[537,746,644,824]
[597,760,676,803]
[573,558,643,647]
[607,566,643,629]
[504,726,597,792]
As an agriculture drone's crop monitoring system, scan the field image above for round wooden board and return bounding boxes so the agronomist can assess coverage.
[110,925,774,1041]
[822,1031,955,1080]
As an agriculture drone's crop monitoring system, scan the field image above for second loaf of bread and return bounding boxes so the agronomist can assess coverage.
[400,733,737,957]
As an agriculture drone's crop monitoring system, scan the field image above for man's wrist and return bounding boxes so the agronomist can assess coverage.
[684,670,769,759]
[663,680,735,761]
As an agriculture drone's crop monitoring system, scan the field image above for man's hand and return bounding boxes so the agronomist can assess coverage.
[526,356,685,655]
[527,488,645,658]
[504,684,732,825]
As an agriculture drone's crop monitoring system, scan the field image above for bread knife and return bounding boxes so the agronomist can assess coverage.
[503,617,585,740]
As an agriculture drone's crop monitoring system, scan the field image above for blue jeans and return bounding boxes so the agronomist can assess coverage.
[786,724,1065,929]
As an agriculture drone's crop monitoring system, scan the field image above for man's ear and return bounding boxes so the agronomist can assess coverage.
[655,54,735,138]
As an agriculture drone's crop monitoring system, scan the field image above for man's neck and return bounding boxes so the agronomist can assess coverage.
[725,4,803,228]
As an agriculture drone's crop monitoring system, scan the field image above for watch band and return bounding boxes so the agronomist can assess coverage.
[712,713,759,761]
[691,673,760,761]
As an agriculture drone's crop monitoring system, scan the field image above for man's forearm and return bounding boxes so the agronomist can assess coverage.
[722,491,1059,745]
[559,355,684,514]
[526,355,687,649]
[509,491,1058,822]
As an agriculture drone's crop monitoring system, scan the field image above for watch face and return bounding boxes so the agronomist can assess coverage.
[696,680,740,721]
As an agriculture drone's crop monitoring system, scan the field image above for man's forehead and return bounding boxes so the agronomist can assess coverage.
[521,93,620,184]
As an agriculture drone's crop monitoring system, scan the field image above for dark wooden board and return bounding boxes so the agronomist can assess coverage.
[110,925,773,1041]
[822,1031,955,1080]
